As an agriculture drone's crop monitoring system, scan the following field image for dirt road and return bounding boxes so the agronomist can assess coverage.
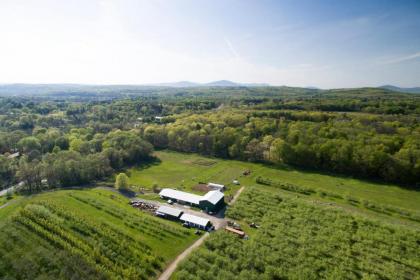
[229,186,244,205]
[157,232,209,280]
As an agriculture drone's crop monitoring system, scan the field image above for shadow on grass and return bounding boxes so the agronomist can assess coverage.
[129,157,162,172]
[117,189,137,198]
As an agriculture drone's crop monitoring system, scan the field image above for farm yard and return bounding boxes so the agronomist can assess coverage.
[0,189,199,280]
[172,186,420,280]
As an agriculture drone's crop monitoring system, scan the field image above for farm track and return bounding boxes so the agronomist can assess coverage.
[158,232,209,280]
[229,186,244,205]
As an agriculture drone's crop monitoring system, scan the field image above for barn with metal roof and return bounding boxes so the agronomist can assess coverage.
[199,190,225,212]
[159,188,202,206]
[155,206,183,219]
[180,213,212,230]
[159,188,225,212]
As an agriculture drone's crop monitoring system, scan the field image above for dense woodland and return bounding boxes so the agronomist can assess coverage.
[0,86,419,192]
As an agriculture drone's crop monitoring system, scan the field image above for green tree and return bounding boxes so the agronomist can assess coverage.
[115,173,129,190]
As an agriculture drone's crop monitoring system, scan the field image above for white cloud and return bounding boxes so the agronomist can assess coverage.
[379,51,420,64]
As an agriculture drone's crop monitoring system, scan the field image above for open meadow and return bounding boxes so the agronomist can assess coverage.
[0,188,198,279]
[129,150,420,215]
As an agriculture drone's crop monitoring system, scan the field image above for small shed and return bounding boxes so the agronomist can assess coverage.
[180,213,212,230]
[207,182,225,191]
[155,206,183,220]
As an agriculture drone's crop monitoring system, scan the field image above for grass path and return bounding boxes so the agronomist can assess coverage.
[157,232,210,280]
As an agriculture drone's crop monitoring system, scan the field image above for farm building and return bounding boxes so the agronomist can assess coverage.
[155,206,183,220]
[180,213,212,230]
[207,182,225,191]
[159,188,202,206]
[199,190,225,212]
[159,188,225,212]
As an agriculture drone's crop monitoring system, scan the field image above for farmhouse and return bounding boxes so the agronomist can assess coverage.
[180,213,212,230]
[155,206,183,219]
[159,188,225,212]
[207,182,225,191]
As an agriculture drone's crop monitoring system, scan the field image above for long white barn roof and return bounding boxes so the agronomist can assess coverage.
[159,188,202,205]
[180,213,210,227]
[156,206,183,217]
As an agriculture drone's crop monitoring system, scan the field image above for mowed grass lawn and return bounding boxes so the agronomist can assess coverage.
[129,150,420,213]
[0,188,198,279]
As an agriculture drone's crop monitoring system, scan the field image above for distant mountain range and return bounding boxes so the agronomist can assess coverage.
[380,85,420,94]
[0,82,419,97]
[150,80,270,87]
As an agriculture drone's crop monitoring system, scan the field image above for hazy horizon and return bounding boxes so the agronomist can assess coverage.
[0,0,419,88]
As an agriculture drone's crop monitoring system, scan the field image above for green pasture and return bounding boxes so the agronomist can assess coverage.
[129,150,420,212]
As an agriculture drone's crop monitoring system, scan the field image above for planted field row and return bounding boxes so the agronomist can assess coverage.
[256,176,420,222]
[68,192,190,239]
[173,187,420,280]
[0,190,197,280]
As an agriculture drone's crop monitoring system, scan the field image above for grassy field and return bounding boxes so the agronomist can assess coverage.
[0,188,198,279]
[128,150,244,197]
[173,186,420,280]
[129,150,420,213]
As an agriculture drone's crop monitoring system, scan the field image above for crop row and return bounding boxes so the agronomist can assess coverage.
[256,176,420,222]
[67,192,190,238]
[12,202,161,279]
[174,187,420,280]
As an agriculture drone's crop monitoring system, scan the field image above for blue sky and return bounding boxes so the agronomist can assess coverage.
[0,0,419,88]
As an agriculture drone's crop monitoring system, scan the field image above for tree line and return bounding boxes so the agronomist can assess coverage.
[141,110,420,186]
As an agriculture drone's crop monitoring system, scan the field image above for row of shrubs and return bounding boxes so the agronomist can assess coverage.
[256,176,420,222]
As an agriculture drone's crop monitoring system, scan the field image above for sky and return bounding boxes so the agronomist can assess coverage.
[0,0,419,88]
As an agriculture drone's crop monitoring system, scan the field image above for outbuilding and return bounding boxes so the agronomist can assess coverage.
[207,182,225,191]
[159,188,225,213]
[199,190,225,212]
[180,213,212,230]
[155,206,183,220]
[159,188,202,206]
